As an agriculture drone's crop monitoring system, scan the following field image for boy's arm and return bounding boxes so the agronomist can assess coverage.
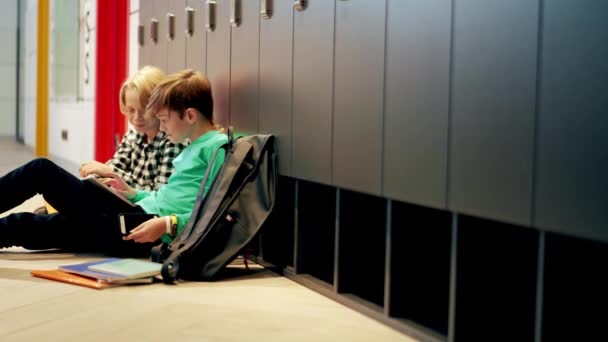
[202,147,226,199]
[159,213,190,243]
[132,189,152,202]
[168,145,224,231]
[106,131,134,183]
[161,145,226,242]
[175,213,191,234]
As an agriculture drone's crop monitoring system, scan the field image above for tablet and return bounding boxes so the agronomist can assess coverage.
[82,175,136,208]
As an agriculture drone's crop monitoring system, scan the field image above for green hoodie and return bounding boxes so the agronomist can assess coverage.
[134,130,228,243]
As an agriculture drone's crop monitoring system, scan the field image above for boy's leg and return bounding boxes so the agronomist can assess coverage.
[0,212,157,257]
[0,159,155,256]
[0,158,85,213]
[0,212,94,251]
[0,158,137,217]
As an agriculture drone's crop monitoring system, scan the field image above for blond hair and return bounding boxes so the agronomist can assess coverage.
[119,65,165,113]
[146,69,214,123]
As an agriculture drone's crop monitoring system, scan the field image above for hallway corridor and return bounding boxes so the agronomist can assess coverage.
[0,138,417,342]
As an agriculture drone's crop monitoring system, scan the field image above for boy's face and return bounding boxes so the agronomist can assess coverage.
[157,107,189,143]
[123,89,159,134]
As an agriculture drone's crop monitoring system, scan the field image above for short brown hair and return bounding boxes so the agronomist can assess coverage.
[119,65,165,113]
[146,69,214,123]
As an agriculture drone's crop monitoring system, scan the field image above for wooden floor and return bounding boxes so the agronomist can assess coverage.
[0,137,417,342]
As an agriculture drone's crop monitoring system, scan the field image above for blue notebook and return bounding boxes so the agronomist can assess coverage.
[59,258,126,281]
[58,258,152,284]
[88,258,162,279]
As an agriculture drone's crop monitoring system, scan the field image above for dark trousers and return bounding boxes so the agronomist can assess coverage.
[0,158,156,256]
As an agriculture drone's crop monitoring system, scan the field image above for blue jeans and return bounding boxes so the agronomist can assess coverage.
[0,158,155,256]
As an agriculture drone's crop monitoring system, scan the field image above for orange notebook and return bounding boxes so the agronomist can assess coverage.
[31,270,116,290]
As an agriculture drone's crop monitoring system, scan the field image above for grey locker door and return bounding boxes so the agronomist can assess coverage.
[534,0,608,242]
[230,0,259,136]
[185,0,206,72]
[166,0,186,73]
[383,0,451,209]
[333,0,386,195]
[259,0,293,176]
[449,0,539,226]
[206,0,231,129]
[138,0,155,68]
[150,0,168,71]
[292,0,334,185]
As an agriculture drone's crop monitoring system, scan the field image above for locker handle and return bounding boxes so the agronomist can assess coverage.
[206,0,216,32]
[84,10,92,43]
[260,0,272,19]
[167,13,176,41]
[185,7,194,37]
[84,52,90,85]
[150,18,159,44]
[230,0,241,28]
[138,24,144,47]
[294,0,307,12]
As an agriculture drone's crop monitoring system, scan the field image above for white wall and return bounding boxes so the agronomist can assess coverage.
[21,0,38,147]
[0,0,18,136]
[48,0,96,165]
[129,0,139,75]
[19,0,141,167]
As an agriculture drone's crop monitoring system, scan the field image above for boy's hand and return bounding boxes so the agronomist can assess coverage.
[123,217,166,243]
[79,161,112,178]
[96,171,137,200]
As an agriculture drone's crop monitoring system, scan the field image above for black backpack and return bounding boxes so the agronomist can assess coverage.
[152,131,277,282]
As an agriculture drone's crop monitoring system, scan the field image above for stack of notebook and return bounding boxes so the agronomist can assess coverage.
[31,258,163,290]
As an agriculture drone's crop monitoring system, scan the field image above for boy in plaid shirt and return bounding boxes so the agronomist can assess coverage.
[79,66,186,191]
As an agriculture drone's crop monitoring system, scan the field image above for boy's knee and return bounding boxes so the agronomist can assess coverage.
[20,158,60,178]
[27,158,56,170]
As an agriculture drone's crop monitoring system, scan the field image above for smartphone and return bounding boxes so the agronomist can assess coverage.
[118,213,158,235]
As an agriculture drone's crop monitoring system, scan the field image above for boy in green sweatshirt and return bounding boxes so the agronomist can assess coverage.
[104,69,228,245]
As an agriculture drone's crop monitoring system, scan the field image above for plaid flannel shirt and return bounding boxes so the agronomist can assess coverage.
[106,129,187,191]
